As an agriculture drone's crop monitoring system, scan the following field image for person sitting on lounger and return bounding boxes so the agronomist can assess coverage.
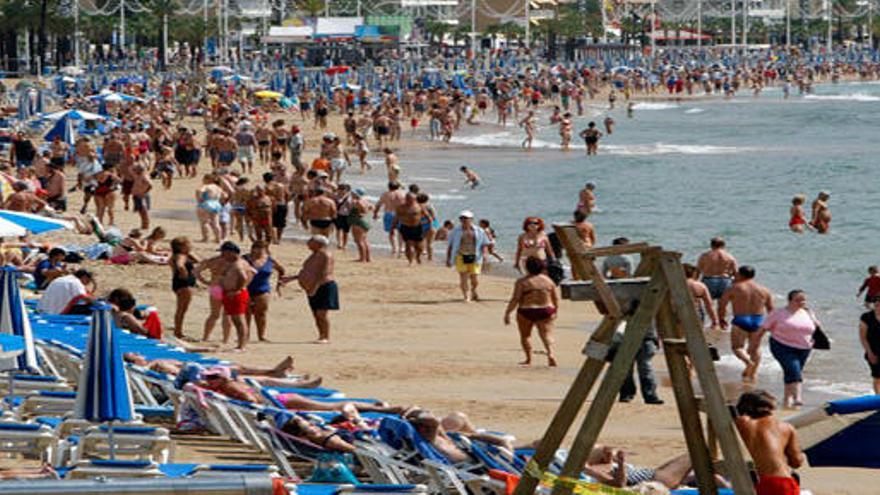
[280,415,357,453]
[404,408,470,463]
[439,411,517,452]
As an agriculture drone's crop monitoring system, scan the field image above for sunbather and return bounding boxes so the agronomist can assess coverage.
[440,411,517,452]
[280,415,357,453]
[194,371,406,415]
[404,408,470,463]
[581,444,730,490]
[123,353,320,389]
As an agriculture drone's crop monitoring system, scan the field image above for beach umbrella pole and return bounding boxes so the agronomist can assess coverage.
[108,421,116,459]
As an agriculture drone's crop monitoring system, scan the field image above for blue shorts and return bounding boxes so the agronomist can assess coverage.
[383,212,395,233]
[732,314,764,333]
[702,276,732,300]
[770,338,810,384]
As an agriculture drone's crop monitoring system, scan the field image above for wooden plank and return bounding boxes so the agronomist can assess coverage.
[554,225,622,319]
[560,277,650,303]
[658,253,756,495]
[582,243,652,258]
[549,269,668,495]
[633,248,662,277]
[511,317,621,495]
[656,299,718,495]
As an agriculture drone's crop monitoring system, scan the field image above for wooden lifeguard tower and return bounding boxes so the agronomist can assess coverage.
[511,226,756,495]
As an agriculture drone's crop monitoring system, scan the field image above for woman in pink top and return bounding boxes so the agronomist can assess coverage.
[763,290,819,409]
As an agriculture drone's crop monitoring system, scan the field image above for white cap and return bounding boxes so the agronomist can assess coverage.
[459,210,474,219]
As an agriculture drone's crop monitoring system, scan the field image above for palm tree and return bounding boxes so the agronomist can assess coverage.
[148,0,178,70]
[424,20,451,45]
[298,0,325,17]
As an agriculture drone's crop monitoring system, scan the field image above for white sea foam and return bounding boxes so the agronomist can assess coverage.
[632,102,680,110]
[407,176,452,183]
[803,93,880,102]
[433,194,468,201]
[452,132,748,156]
[684,108,705,114]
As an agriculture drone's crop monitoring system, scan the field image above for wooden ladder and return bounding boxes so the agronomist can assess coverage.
[511,225,755,495]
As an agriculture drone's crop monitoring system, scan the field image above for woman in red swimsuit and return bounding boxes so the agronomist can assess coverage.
[788,195,808,233]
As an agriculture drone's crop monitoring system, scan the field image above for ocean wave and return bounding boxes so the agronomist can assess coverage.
[684,108,705,114]
[452,132,748,155]
[803,93,880,102]
[432,194,468,201]
[633,102,680,110]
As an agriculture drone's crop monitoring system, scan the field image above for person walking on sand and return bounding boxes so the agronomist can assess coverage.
[809,191,831,234]
[579,122,602,156]
[735,390,805,495]
[169,237,200,340]
[764,290,820,409]
[504,257,559,367]
[374,181,407,256]
[858,300,880,394]
[697,237,738,315]
[303,187,337,238]
[394,193,428,265]
[244,240,285,343]
[446,210,490,302]
[217,241,254,352]
[519,111,536,150]
[280,235,338,344]
[349,188,373,262]
[718,265,774,383]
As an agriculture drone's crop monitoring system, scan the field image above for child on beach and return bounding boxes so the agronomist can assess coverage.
[858,266,880,307]
[153,144,177,190]
[788,195,808,233]
[479,219,505,269]
[433,220,454,241]
[131,164,153,230]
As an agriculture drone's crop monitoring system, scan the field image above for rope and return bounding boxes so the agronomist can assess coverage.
[522,460,641,495]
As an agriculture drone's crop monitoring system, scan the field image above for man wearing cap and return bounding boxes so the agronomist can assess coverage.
[37,269,97,315]
[374,181,407,256]
[281,235,338,343]
[217,241,255,352]
[446,211,490,302]
[303,188,337,238]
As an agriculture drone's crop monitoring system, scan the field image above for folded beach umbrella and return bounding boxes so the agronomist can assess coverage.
[789,395,880,468]
[74,303,135,457]
[17,92,31,121]
[0,333,25,363]
[0,210,73,234]
[0,266,36,373]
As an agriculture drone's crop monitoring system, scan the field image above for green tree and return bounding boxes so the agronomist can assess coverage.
[298,0,326,17]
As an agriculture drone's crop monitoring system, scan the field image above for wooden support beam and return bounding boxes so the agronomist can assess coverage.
[510,316,621,495]
[560,277,650,303]
[582,243,653,258]
[549,268,668,495]
[553,225,622,319]
[658,252,756,495]
[656,299,717,495]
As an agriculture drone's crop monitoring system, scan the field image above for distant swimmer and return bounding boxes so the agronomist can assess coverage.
[559,113,573,151]
[626,102,635,118]
[519,111,536,150]
[603,115,614,135]
[809,191,831,234]
[459,166,481,189]
[579,122,603,156]
[608,89,617,110]
[576,182,597,215]
[788,195,808,233]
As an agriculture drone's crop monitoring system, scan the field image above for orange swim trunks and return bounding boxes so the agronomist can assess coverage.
[222,289,250,316]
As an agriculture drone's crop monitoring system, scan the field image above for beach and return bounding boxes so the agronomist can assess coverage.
[28,82,876,493]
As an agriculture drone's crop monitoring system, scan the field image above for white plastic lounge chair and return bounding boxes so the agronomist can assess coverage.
[0,421,56,462]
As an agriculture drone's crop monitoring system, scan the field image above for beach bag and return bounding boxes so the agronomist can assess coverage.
[812,325,831,351]
[308,453,358,484]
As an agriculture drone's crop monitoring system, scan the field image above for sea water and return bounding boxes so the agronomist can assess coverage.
[359,81,880,400]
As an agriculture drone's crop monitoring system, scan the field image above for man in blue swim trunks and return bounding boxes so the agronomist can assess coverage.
[697,237,738,316]
[374,181,406,256]
[718,265,774,383]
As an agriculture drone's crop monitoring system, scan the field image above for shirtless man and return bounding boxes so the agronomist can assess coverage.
[214,129,238,170]
[216,242,254,352]
[735,390,804,495]
[45,162,67,212]
[130,164,153,230]
[103,131,127,207]
[394,193,427,265]
[603,115,615,135]
[3,182,46,212]
[697,237,738,316]
[280,235,338,343]
[684,263,719,328]
[809,191,831,234]
[303,188,337,238]
[290,169,309,226]
[265,172,290,244]
[374,181,407,256]
[718,265,774,382]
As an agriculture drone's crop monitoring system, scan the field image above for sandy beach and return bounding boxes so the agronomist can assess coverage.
[16,91,869,494]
